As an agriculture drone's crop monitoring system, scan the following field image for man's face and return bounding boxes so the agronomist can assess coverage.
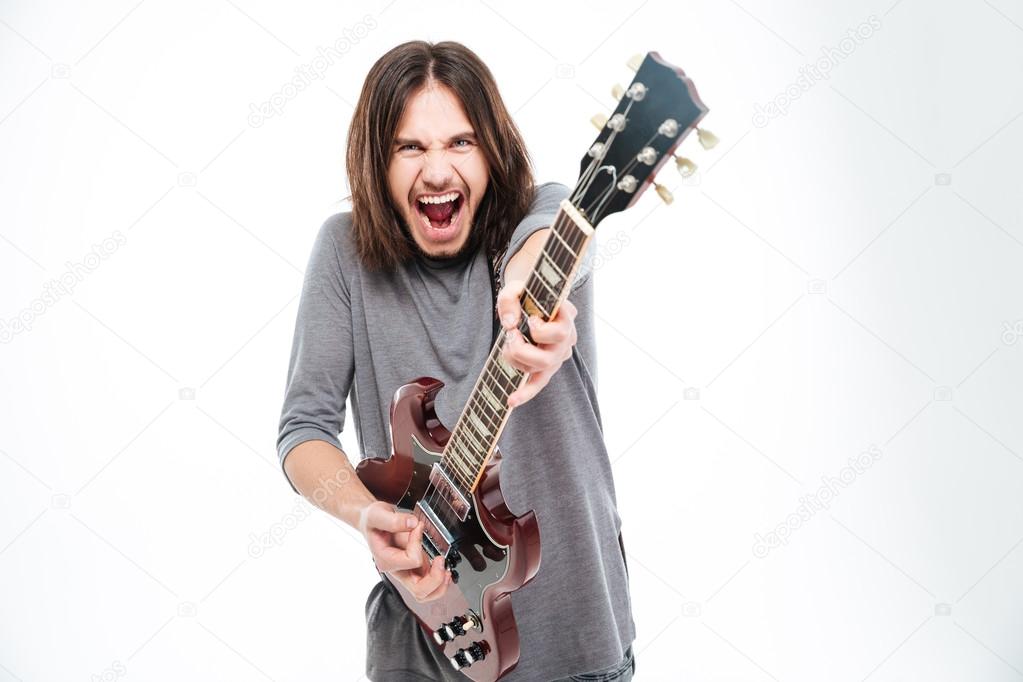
[387,82,489,261]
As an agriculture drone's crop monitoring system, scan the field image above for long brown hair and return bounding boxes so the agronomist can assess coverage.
[346,40,534,271]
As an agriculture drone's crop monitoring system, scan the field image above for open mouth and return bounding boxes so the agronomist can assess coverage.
[415,191,464,237]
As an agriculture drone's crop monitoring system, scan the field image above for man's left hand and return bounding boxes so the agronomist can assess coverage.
[495,279,578,408]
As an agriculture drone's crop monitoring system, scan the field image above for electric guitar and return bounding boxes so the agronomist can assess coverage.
[356,51,713,680]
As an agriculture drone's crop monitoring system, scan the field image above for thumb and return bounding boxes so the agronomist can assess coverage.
[497,279,525,330]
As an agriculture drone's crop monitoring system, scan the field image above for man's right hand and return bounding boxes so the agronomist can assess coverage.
[357,500,452,603]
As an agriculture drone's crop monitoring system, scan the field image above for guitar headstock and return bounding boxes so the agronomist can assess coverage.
[571,52,712,227]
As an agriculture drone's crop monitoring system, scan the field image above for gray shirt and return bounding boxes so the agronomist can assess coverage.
[277,182,636,680]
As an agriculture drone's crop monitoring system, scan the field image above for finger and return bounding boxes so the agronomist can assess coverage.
[418,562,452,602]
[560,298,578,321]
[377,523,423,572]
[507,368,553,408]
[525,314,571,345]
[373,541,422,572]
[502,332,554,373]
[496,280,525,330]
[419,575,450,602]
[411,556,447,601]
[366,504,418,534]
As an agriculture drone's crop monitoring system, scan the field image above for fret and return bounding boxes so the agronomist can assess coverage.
[538,249,568,283]
[470,392,503,433]
[529,264,560,299]
[555,211,587,249]
[468,402,497,437]
[489,358,521,401]
[478,381,505,416]
[557,219,587,253]
[494,353,516,381]
[474,384,503,421]
[550,223,578,259]
[445,439,476,481]
[467,396,504,450]
[542,245,573,284]
[483,363,515,404]
[480,364,507,397]
[522,286,551,319]
[457,419,487,457]
[543,230,580,282]
[445,458,471,490]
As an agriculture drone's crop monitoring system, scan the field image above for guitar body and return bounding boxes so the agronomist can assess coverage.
[356,377,542,681]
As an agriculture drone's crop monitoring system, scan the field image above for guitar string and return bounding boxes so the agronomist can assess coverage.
[420,209,579,519]
[418,209,584,541]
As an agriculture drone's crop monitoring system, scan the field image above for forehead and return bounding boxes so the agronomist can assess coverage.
[395,83,474,139]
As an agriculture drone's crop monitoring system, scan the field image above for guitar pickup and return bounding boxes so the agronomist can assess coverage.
[429,463,471,522]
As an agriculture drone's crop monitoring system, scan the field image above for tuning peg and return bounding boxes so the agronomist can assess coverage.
[626,54,643,72]
[590,113,608,130]
[611,83,625,100]
[654,183,674,205]
[697,128,719,150]
[674,155,697,177]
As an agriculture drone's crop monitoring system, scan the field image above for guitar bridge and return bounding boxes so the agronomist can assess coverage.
[414,499,455,557]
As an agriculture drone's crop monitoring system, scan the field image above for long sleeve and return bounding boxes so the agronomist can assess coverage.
[498,182,594,295]
[276,216,356,493]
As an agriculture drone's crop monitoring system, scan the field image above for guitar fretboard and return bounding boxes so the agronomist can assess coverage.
[438,201,593,493]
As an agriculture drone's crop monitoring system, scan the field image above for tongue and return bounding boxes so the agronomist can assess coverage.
[422,200,455,224]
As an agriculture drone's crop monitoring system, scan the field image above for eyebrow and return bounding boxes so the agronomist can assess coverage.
[393,131,477,147]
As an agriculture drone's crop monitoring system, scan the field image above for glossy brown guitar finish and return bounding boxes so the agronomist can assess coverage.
[357,377,541,681]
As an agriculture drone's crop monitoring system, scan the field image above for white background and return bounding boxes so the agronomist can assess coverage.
[2,0,1023,680]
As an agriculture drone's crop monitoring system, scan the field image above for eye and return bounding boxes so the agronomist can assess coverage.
[398,143,420,152]
[452,139,473,148]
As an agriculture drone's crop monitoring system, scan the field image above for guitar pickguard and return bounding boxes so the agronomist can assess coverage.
[397,434,510,620]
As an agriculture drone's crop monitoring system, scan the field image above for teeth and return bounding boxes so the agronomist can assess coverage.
[418,192,459,205]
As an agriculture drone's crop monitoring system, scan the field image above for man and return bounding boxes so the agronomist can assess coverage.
[277,40,636,681]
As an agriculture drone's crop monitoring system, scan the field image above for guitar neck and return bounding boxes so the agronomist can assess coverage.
[439,199,595,493]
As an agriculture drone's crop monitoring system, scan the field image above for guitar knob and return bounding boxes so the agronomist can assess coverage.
[449,641,489,671]
[432,615,468,645]
[445,550,462,569]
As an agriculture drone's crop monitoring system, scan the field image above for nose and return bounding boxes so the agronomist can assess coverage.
[420,148,455,189]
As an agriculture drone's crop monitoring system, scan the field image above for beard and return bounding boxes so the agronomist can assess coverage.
[400,210,484,264]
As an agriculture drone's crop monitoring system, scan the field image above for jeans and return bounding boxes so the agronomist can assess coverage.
[549,644,635,681]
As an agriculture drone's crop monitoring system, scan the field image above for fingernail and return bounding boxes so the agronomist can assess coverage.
[406,517,417,528]
[502,314,516,328]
